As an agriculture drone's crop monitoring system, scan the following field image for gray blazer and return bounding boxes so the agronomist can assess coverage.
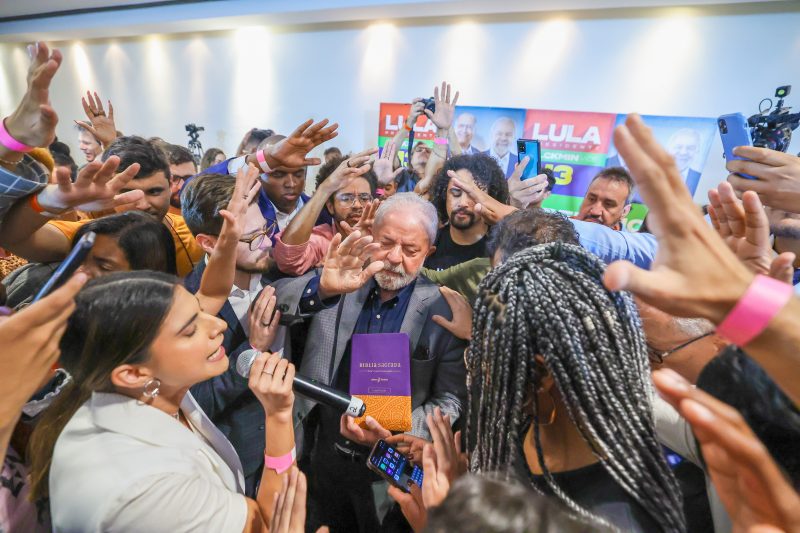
[273,272,468,446]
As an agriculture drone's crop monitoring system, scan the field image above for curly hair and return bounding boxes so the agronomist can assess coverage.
[430,154,509,224]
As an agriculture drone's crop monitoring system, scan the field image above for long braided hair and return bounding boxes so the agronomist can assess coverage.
[466,242,685,532]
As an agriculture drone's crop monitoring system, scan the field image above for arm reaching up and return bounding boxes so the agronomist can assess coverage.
[75,90,118,150]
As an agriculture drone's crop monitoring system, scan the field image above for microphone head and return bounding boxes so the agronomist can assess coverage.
[236,348,260,378]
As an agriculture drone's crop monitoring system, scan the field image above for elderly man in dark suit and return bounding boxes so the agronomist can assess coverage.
[273,192,468,533]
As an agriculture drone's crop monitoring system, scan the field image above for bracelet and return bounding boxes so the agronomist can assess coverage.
[404,123,413,132]
[256,150,273,174]
[0,118,35,153]
[715,274,793,346]
[28,193,65,218]
[264,446,296,474]
[433,137,448,145]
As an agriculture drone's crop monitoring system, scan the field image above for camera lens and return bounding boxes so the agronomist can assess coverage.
[718,119,728,134]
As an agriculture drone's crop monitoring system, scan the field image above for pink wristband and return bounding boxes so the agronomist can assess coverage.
[256,150,272,173]
[715,274,793,346]
[433,137,448,145]
[0,118,34,153]
[264,447,296,474]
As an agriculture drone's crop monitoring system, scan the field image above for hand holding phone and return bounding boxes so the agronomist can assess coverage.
[32,232,95,303]
[516,139,542,181]
[718,113,756,180]
[367,439,423,493]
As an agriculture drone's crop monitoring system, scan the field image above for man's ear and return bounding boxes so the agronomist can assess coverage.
[425,245,437,258]
[110,363,154,391]
[195,233,218,256]
[621,204,632,219]
[325,200,335,216]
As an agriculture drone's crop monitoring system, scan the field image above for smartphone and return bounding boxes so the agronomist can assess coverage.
[366,439,423,493]
[718,113,756,180]
[516,139,541,181]
[32,231,96,303]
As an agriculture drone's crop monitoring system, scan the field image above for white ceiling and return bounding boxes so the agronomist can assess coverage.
[0,0,793,42]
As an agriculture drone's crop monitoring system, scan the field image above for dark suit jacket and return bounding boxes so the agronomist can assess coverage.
[184,260,266,482]
[482,149,516,178]
[273,273,468,452]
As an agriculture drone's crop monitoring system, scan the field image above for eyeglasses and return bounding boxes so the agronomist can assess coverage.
[335,193,373,207]
[646,332,713,364]
[239,221,277,251]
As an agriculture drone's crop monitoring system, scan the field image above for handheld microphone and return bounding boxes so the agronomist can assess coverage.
[236,349,366,418]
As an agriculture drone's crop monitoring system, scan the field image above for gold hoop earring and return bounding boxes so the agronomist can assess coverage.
[142,378,161,399]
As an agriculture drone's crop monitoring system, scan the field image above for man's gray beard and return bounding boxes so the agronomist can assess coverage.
[374,263,417,291]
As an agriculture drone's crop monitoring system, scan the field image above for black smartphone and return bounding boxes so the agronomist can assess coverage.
[366,439,423,493]
[32,231,96,303]
[516,139,541,180]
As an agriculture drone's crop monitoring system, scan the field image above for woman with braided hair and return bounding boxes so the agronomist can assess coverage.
[467,241,686,532]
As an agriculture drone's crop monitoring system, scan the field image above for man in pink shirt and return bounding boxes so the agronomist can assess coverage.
[273,151,378,275]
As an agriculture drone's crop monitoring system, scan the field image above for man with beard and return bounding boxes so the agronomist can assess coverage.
[272,192,468,532]
[574,166,634,230]
[425,154,509,270]
[163,144,197,215]
[180,171,285,496]
[273,152,377,275]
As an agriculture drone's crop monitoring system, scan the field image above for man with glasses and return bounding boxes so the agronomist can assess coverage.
[179,170,286,496]
[273,153,378,276]
[638,300,728,383]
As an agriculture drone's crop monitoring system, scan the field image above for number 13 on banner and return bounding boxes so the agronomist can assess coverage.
[543,163,573,186]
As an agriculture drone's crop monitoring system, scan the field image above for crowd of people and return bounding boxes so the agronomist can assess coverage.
[0,41,799,533]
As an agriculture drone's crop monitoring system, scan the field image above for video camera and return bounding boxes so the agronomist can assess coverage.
[185,123,205,164]
[747,85,800,153]
[185,123,204,143]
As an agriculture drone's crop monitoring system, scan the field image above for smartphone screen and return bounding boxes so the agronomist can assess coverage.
[718,113,756,180]
[516,139,541,181]
[32,231,96,303]
[367,439,423,493]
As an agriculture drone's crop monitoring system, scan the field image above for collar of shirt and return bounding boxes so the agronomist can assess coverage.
[354,279,417,335]
[270,197,305,231]
[489,149,510,170]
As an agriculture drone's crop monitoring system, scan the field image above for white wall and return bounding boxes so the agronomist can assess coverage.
[1,6,799,200]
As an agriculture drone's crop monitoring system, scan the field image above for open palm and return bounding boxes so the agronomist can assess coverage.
[319,231,383,297]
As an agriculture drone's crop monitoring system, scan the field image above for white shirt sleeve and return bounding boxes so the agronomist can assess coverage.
[99,473,249,533]
[652,395,703,466]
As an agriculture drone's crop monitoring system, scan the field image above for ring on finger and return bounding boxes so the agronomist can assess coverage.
[260,321,270,327]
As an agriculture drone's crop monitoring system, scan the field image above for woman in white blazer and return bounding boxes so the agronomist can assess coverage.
[27,271,298,532]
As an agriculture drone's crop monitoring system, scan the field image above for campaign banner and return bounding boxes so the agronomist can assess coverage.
[377,103,715,231]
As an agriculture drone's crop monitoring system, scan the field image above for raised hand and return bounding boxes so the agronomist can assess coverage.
[217,164,261,246]
[265,119,339,169]
[318,231,383,299]
[269,467,310,533]
[602,114,755,323]
[0,273,87,429]
[508,158,549,209]
[320,149,376,195]
[422,407,465,508]
[708,182,795,284]
[388,484,427,533]
[75,91,118,149]
[653,369,800,533]
[373,142,403,186]
[5,42,62,149]
[450,173,517,225]
[431,286,472,341]
[249,286,281,352]
[339,414,390,447]
[406,99,426,130]
[340,199,380,238]
[424,81,459,131]
[726,147,800,214]
[34,156,144,213]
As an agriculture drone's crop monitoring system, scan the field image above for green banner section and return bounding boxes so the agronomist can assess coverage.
[540,149,607,167]
[541,194,649,232]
